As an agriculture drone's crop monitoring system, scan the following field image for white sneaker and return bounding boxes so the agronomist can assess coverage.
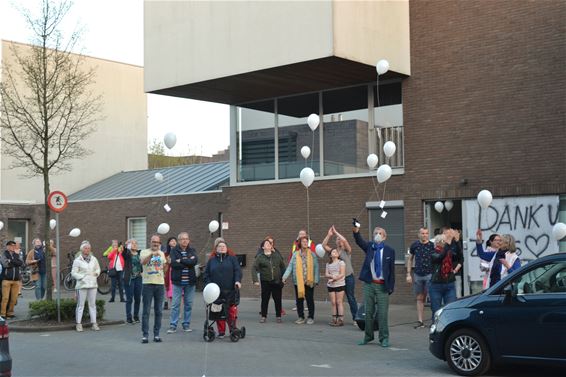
[92,323,100,331]
[294,318,305,324]
[53,289,57,293]
[306,318,315,325]
[76,324,83,332]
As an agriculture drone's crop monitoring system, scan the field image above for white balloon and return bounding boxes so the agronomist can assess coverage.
[300,146,311,159]
[552,222,566,241]
[69,228,81,237]
[434,201,444,213]
[376,59,390,75]
[315,244,326,258]
[366,154,378,169]
[477,190,493,209]
[49,219,57,230]
[307,114,320,131]
[208,220,220,233]
[376,164,392,183]
[203,283,221,304]
[154,172,164,182]
[444,200,454,212]
[163,132,177,149]
[299,167,315,188]
[0,221,3,230]
[157,223,170,235]
[383,141,396,158]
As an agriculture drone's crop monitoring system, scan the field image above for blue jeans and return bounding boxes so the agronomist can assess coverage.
[429,282,457,321]
[125,276,142,321]
[345,274,358,320]
[35,273,46,300]
[111,271,125,300]
[141,284,164,338]
[169,283,195,328]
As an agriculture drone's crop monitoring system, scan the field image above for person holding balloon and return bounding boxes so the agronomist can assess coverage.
[282,236,320,325]
[204,238,242,338]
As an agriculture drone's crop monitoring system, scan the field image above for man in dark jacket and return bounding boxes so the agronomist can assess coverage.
[353,226,396,348]
[167,232,198,333]
[1,241,24,318]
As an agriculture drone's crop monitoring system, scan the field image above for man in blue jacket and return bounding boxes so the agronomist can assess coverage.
[353,226,396,347]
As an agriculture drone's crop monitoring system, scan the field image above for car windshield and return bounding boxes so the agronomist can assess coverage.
[504,260,566,295]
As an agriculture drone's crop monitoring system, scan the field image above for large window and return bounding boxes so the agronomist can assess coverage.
[128,217,147,250]
[322,85,369,176]
[369,203,405,262]
[236,100,276,182]
[232,81,404,183]
[278,93,319,179]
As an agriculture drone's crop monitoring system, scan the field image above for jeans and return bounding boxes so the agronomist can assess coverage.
[294,285,315,319]
[363,282,390,342]
[260,281,283,317]
[345,274,358,320]
[429,282,457,321]
[111,270,125,300]
[169,283,195,328]
[141,284,164,338]
[125,276,142,321]
[35,273,47,300]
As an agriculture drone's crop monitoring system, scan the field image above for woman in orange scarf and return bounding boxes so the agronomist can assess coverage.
[282,236,319,325]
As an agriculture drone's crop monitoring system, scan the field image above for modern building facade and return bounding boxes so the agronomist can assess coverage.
[0,40,147,251]
[140,0,565,303]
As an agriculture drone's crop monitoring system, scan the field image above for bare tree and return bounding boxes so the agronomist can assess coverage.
[0,0,102,300]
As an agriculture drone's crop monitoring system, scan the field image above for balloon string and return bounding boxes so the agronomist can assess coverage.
[310,131,315,169]
[306,188,310,237]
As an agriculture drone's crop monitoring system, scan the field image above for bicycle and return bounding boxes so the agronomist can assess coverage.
[21,265,36,290]
[97,263,111,295]
[61,253,77,291]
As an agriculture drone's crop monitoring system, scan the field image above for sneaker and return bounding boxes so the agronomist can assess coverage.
[133,317,140,323]
[217,333,225,339]
[75,324,83,332]
[276,317,282,323]
[294,318,305,324]
[291,307,297,311]
[92,323,100,331]
[306,318,315,325]
[183,325,192,332]
[414,321,425,329]
[259,317,266,323]
[126,318,133,324]
[167,326,177,334]
[153,336,162,342]
[53,289,57,293]
[108,299,115,303]
[380,338,390,348]
[120,299,126,303]
[141,337,148,344]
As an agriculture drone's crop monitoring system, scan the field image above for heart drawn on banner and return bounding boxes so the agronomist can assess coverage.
[524,234,550,258]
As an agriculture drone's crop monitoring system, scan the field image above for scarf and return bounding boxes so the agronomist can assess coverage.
[436,245,453,280]
[295,249,314,298]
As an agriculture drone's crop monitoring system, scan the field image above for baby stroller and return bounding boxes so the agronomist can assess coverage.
[203,288,246,342]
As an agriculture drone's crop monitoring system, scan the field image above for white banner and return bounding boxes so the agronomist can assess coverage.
[463,195,560,281]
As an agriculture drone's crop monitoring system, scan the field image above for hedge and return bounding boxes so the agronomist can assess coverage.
[29,298,105,321]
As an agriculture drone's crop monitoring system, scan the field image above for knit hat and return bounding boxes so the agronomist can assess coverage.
[214,237,226,249]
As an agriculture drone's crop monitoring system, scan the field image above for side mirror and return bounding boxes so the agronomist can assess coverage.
[503,283,516,303]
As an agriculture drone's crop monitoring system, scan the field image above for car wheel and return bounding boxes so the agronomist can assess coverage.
[445,329,491,376]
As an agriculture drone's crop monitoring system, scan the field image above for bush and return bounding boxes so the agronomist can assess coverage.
[29,298,105,321]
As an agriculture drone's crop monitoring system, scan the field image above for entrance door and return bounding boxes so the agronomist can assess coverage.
[7,219,28,252]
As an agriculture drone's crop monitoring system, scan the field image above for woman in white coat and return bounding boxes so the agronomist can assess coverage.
[72,241,101,331]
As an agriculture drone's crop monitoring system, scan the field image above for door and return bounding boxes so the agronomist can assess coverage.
[495,260,566,360]
[7,219,28,252]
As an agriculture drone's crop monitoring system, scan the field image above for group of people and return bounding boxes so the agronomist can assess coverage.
[3,221,516,348]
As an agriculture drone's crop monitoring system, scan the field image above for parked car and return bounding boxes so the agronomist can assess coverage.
[0,316,11,377]
[429,252,566,376]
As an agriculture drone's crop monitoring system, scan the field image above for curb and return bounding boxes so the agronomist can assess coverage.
[9,319,125,333]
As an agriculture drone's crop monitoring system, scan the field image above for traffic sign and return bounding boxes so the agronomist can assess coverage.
[47,191,68,213]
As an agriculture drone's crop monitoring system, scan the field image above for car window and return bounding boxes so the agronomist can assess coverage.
[508,261,566,295]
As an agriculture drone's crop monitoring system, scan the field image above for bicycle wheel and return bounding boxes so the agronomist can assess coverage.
[21,267,36,290]
[63,272,76,291]
[97,271,111,295]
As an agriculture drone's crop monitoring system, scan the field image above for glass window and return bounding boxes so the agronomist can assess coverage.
[369,207,405,262]
[373,82,404,168]
[7,219,28,252]
[322,85,369,176]
[128,217,147,250]
[236,100,276,182]
[277,93,319,179]
[508,261,566,295]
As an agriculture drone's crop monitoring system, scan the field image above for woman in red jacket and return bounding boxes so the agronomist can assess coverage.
[107,241,125,302]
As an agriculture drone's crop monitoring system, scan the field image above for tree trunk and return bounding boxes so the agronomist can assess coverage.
[44,170,53,301]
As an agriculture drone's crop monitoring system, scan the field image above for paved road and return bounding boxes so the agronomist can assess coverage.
[8,289,559,376]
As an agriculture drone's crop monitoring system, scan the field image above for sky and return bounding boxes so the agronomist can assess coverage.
[0,0,230,157]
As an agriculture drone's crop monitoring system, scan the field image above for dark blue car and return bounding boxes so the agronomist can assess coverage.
[429,253,566,376]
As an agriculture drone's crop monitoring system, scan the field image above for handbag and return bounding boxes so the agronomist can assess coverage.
[108,254,119,277]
